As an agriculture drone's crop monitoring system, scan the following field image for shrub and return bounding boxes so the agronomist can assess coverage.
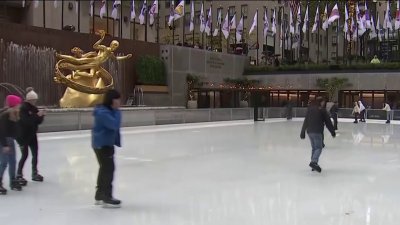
[136,55,166,85]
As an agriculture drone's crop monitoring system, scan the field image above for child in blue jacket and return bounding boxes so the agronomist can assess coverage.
[92,89,122,208]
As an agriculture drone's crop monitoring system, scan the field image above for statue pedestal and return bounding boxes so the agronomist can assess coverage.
[60,88,103,108]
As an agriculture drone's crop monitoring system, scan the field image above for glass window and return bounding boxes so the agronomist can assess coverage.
[241,5,248,19]
[184,12,191,28]
[229,6,235,20]
[165,1,170,8]
[332,35,337,44]
[195,11,200,25]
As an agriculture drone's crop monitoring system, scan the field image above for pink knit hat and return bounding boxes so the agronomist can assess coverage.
[6,95,22,108]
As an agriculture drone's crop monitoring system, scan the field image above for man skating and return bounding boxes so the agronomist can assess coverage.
[300,97,336,173]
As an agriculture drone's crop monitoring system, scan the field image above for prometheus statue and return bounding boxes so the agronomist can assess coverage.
[54,30,132,108]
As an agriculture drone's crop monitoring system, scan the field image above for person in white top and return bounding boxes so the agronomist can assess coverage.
[358,100,366,122]
[382,102,391,124]
[352,102,360,124]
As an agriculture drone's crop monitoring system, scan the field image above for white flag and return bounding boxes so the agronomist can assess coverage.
[22,0,25,8]
[168,1,174,27]
[230,13,236,30]
[149,0,158,26]
[139,0,147,25]
[322,4,329,31]
[370,15,377,39]
[189,1,195,32]
[100,0,106,19]
[174,0,185,20]
[295,5,301,34]
[213,8,222,36]
[384,0,393,31]
[222,12,230,39]
[236,16,244,42]
[364,2,372,29]
[89,0,94,16]
[111,0,121,20]
[396,0,400,30]
[377,16,383,42]
[328,3,340,24]
[131,0,136,21]
[289,7,294,34]
[205,7,212,36]
[264,9,269,37]
[199,2,205,33]
[312,6,319,33]
[302,5,308,34]
[249,11,258,35]
[34,0,39,8]
[343,4,348,33]
[356,4,366,35]
[54,0,58,8]
[271,9,276,35]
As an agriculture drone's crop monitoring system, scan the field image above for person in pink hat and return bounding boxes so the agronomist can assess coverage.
[0,95,23,195]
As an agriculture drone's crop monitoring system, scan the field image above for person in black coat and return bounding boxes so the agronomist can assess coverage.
[330,101,339,130]
[16,88,46,184]
[300,97,336,173]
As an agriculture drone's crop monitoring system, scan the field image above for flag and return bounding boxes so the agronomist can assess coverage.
[249,11,258,35]
[222,12,230,39]
[236,15,244,42]
[100,0,106,19]
[89,0,94,16]
[199,2,205,33]
[364,2,372,29]
[139,0,147,25]
[131,0,136,21]
[54,0,58,8]
[396,0,400,30]
[370,15,377,39]
[264,9,269,37]
[174,0,185,20]
[205,7,212,36]
[280,12,283,47]
[34,0,39,8]
[22,0,25,8]
[271,9,276,35]
[230,13,236,30]
[149,0,158,26]
[213,8,222,36]
[289,6,294,34]
[111,0,121,20]
[328,3,339,24]
[312,6,319,33]
[384,0,393,31]
[75,0,79,14]
[168,1,174,27]
[377,15,383,42]
[322,4,329,31]
[302,5,308,34]
[295,4,301,34]
[189,1,195,32]
[356,3,366,36]
[343,4,348,33]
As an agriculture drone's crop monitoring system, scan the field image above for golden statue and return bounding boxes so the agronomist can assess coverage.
[54,30,132,108]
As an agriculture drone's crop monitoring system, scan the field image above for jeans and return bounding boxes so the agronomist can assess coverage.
[308,133,323,164]
[94,146,115,200]
[386,111,391,122]
[0,138,17,184]
[17,135,39,176]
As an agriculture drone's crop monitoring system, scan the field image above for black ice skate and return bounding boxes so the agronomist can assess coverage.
[0,183,7,195]
[102,198,121,208]
[16,176,28,186]
[10,179,22,191]
[309,162,322,173]
[32,173,44,182]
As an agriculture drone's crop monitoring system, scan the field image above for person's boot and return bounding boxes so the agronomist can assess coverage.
[32,172,44,182]
[10,179,22,191]
[16,175,28,186]
[386,120,390,124]
[0,178,7,195]
[103,197,121,208]
[95,189,104,205]
[309,162,322,173]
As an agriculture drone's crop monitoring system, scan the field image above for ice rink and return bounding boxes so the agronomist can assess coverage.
[2,118,400,225]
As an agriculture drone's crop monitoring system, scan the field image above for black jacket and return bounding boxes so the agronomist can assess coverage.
[330,105,338,115]
[0,108,18,147]
[301,105,335,137]
[17,102,44,145]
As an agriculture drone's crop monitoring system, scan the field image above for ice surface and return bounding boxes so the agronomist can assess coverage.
[1,119,400,225]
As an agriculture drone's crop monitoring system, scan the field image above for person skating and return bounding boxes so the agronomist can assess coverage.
[300,98,336,173]
[16,88,46,184]
[92,90,122,208]
[0,95,24,194]
[330,101,339,130]
[352,102,360,124]
[358,100,366,122]
[382,102,391,124]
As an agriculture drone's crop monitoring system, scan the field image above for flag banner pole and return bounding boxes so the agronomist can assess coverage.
[145,6,148,42]
[78,0,81,33]
[256,8,259,65]
[120,1,123,38]
[62,0,64,30]
[43,1,46,28]
[107,1,109,34]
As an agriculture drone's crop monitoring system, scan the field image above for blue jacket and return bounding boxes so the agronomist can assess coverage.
[92,105,122,149]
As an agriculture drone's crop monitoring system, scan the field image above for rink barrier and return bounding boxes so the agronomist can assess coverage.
[38,107,396,133]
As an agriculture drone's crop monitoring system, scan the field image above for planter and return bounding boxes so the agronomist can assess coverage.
[187,100,198,109]
[240,100,249,108]
[136,85,168,93]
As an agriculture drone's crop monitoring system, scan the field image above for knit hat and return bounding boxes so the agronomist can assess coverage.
[26,89,39,101]
[6,95,22,108]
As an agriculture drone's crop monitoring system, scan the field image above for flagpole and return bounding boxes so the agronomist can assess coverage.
[183,3,186,45]
[317,6,320,65]
[281,7,284,64]
[210,3,213,50]
[157,1,160,43]
[274,7,276,60]
[336,14,339,64]
[256,8,259,65]
[133,18,136,40]
[92,0,95,33]
[202,0,204,49]
[120,1,123,38]
[61,0,64,30]
[173,19,175,45]
[326,3,329,64]
[78,0,81,33]
[307,2,310,63]
[145,4,148,42]
[107,1,109,34]
[219,6,223,51]
[43,0,46,28]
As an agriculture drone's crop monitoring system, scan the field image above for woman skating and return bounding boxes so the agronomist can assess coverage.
[92,90,122,208]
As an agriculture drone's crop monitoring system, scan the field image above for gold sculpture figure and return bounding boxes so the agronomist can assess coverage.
[54,30,132,108]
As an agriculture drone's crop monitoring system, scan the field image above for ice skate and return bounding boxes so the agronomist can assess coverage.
[102,198,121,208]
[32,173,44,182]
[0,182,7,195]
[309,162,322,173]
[16,176,28,186]
[10,179,22,191]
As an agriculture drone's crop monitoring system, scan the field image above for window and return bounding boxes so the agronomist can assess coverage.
[195,11,200,25]
[332,36,337,45]
[185,0,190,5]
[229,6,235,20]
[184,12,191,28]
[241,5,248,19]
[165,1,170,8]
[331,52,336,58]
[311,33,314,43]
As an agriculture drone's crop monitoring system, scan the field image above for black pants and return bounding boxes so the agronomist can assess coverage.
[17,135,39,176]
[331,113,338,130]
[360,110,366,121]
[94,146,115,200]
